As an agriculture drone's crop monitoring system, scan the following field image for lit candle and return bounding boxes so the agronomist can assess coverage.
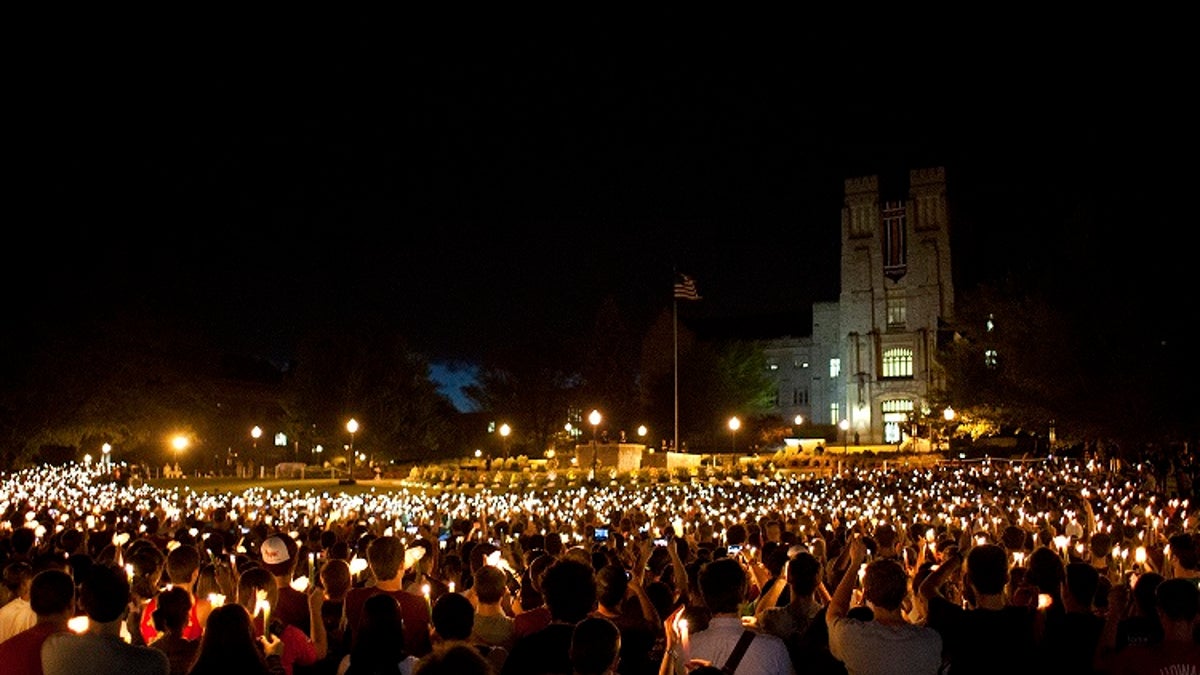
[422,583,431,613]
[207,593,225,607]
[678,617,690,663]
[448,581,455,594]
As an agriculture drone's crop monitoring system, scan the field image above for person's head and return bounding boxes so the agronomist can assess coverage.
[1156,577,1200,624]
[570,616,621,675]
[320,558,352,600]
[724,523,747,548]
[595,564,629,611]
[541,558,598,623]
[166,542,202,586]
[1169,533,1199,573]
[473,564,507,605]
[127,544,166,601]
[79,562,131,623]
[862,558,909,612]
[785,550,822,597]
[236,565,278,613]
[260,534,298,579]
[699,557,748,614]
[352,593,409,666]
[152,586,193,634]
[1132,572,1165,617]
[874,524,898,555]
[1025,546,1065,595]
[412,642,492,675]
[193,604,264,671]
[431,591,474,641]
[1064,563,1100,610]
[964,544,1009,596]
[366,535,405,582]
[1,560,34,597]
[29,568,75,618]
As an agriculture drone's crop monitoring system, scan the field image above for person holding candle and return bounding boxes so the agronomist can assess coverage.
[148,586,200,675]
[237,566,326,675]
[662,556,794,675]
[260,534,310,637]
[140,543,206,644]
[341,535,433,659]
[187,603,285,675]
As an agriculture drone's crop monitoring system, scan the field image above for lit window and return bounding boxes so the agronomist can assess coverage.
[830,358,841,378]
[985,349,998,368]
[830,403,841,426]
[886,293,906,328]
[882,348,913,378]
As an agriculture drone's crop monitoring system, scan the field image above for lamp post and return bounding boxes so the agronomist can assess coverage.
[728,416,740,455]
[251,426,262,457]
[102,443,112,473]
[942,407,955,453]
[344,418,359,485]
[499,423,511,461]
[839,419,850,453]
[589,409,601,481]
[172,435,189,476]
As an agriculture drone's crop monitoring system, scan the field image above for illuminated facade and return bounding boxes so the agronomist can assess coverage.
[761,166,954,445]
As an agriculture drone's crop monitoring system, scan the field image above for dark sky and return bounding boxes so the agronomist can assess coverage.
[9,20,1192,371]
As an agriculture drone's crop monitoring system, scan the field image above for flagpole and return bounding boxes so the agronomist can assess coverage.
[673,294,679,454]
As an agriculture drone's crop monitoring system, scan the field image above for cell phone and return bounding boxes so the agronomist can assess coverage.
[728,544,743,555]
[653,538,668,547]
[594,528,609,541]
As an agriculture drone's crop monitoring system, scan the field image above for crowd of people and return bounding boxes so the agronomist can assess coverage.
[0,454,1198,674]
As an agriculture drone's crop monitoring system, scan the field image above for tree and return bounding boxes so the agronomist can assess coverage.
[282,326,459,464]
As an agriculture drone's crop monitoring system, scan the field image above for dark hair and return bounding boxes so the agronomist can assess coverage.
[570,616,621,675]
[348,593,408,674]
[863,559,909,611]
[1064,563,1100,608]
[699,557,748,614]
[191,604,273,675]
[431,592,474,641]
[1169,533,1198,571]
[152,586,193,633]
[786,551,822,596]
[1156,577,1200,622]
[29,569,75,616]
[965,544,1009,596]
[1025,546,1065,594]
[366,536,404,581]
[541,558,597,623]
[166,543,202,585]
[412,642,491,675]
[79,563,131,623]
[1,560,33,593]
[595,564,629,610]
[473,565,507,605]
[1132,572,1165,616]
[321,558,353,600]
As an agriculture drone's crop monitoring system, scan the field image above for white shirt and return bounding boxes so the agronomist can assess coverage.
[828,615,942,675]
[0,597,36,643]
[688,616,795,675]
[42,630,170,675]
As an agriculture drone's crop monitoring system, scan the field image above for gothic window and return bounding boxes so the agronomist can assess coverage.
[882,348,913,378]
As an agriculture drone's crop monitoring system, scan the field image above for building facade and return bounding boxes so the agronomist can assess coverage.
[762,166,954,446]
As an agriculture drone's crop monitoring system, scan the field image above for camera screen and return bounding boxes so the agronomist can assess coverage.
[594,528,609,540]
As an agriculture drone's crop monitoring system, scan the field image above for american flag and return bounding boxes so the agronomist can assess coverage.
[673,274,700,301]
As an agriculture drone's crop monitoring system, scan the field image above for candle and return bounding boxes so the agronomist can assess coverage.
[678,618,690,663]
[422,583,431,613]
[207,593,225,607]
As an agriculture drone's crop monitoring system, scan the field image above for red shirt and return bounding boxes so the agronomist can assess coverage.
[512,605,552,639]
[342,587,433,657]
[0,622,68,675]
[139,595,204,644]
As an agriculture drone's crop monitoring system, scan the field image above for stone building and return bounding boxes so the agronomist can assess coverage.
[761,166,954,446]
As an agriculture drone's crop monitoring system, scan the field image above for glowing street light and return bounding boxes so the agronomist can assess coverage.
[102,443,112,472]
[172,435,189,473]
[499,423,511,460]
[728,416,741,454]
[251,426,262,455]
[589,409,602,481]
[839,419,850,453]
[344,418,359,485]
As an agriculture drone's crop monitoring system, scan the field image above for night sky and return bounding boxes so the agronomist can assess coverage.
[8,20,1191,389]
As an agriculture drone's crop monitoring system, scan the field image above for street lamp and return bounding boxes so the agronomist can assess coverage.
[589,409,602,481]
[499,423,511,460]
[172,435,189,475]
[251,426,262,456]
[839,419,850,453]
[728,416,740,455]
[102,443,112,472]
[344,418,359,485]
[942,407,956,453]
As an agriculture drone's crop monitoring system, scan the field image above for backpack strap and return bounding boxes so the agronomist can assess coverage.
[722,629,757,674]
